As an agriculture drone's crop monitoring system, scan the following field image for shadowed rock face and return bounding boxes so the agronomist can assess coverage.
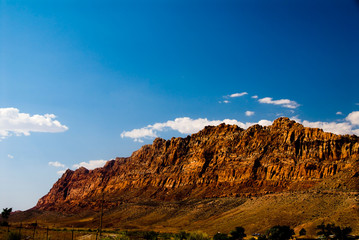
[35,117,359,213]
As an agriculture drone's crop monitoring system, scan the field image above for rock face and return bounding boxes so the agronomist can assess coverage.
[35,118,359,213]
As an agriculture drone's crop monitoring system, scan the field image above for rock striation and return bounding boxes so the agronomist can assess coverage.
[35,118,359,213]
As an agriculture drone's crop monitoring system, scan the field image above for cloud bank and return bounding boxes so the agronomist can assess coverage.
[288,111,359,136]
[48,161,67,175]
[228,92,248,98]
[245,111,255,117]
[300,120,358,135]
[57,170,66,175]
[258,97,300,109]
[122,112,359,142]
[0,108,68,139]
[346,111,359,126]
[48,161,65,168]
[221,92,300,110]
[73,160,108,170]
[121,117,273,142]
[49,159,110,175]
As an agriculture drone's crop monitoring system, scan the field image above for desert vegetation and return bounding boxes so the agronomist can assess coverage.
[1,208,12,227]
[316,223,353,240]
[0,223,356,240]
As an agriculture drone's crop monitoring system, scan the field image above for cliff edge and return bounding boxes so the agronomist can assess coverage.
[35,117,359,213]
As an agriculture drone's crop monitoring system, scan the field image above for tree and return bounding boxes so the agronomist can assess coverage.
[331,226,352,240]
[299,228,306,236]
[257,235,268,240]
[316,223,334,240]
[187,232,210,240]
[1,208,12,220]
[316,223,352,240]
[175,231,189,240]
[1,208,12,226]
[7,232,21,240]
[143,231,159,240]
[266,225,294,240]
[229,227,246,240]
[213,233,228,240]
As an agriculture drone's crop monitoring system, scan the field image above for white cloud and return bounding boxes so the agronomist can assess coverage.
[292,112,359,136]
[245,111,255,117]
[336,112,343,115]
[301,120,355,135]
[7,154,14,159]
[258,120,272,126]
[258,97,300,109]
[73,160,107,170]
[228,92,248,98]
[57,170,66,175]
[120,127,157,142]
[251,95,258,99]
[48,161,65,168]
[122,111,359,142]
[0,108,68,139]
[346,111,359,126]
[121,117,273,142]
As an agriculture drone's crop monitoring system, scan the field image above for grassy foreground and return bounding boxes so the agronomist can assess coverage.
[11,192,359,236]
[1,224,357,240]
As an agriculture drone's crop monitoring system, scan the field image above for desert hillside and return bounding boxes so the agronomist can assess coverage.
[14,117,359,235]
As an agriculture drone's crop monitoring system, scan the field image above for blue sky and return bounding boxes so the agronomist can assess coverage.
[1,0,359,210]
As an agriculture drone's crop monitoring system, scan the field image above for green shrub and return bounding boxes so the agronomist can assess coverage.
[118,232,130,240]
[299,228,306,236]
[316,223,352,240]
[0,221,9,226]
[187,232,210,240]
[257,235,267,240]
[175,231,190,240]
[213,232,228,240]
[229,227,246,240]
[143,231,159,240]
[7,232,21,240]
[266,226,294,240]
[101,235,127,240]
[159,232,173,240]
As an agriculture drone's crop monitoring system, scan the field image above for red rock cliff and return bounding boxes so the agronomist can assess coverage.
[35,118,359,212]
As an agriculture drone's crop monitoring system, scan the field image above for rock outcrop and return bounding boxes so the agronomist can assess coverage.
[35,118,359,213]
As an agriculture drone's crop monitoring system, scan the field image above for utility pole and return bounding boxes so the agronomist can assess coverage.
[18,222,22,235]
[99,194,104,237]
[32,221,37,240]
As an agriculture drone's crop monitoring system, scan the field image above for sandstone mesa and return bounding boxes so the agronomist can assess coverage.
[35,117,359,213]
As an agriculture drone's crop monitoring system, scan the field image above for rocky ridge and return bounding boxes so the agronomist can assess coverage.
[35,117,359,213]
